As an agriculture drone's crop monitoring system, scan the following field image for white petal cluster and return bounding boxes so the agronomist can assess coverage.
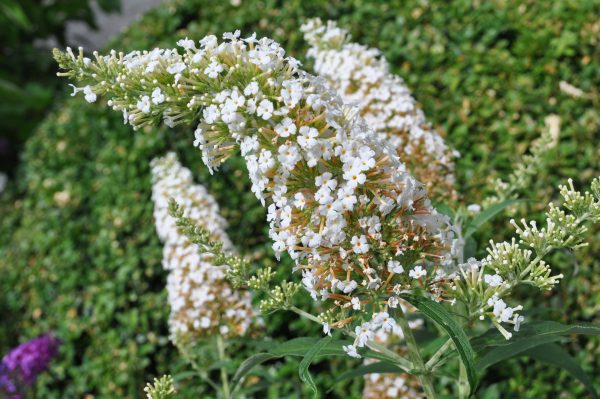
[151,152,258,344]
[57,30,459,353]
[362,302,424,399]
[301,19,457,200]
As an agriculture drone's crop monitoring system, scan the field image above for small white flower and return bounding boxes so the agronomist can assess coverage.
[351,296,361,310]
[203,105,220,124]
[493,300,513,322]
[223,30,241,40]
[342,280,358,294]
[487,294,500,307]
[199,35,217,49]
[281,80,303,108]
[199,316,211,328]
[355,322,374,347]
[204,61,223,78]
[137,95,151,113]
[513,315,525,331]
[387,296,399,308]
[377,312,396,332]
[297,126,319,147]
[467,203,482,214]
[387,260,404,274]
[256,99,273,120]
[166,62,186,74]
[274,117,297,137]
[351,235,369,254]
[82,86,96,103]
[409,265,426,279]
[323,323,331,336]
[240,136,259,156]
[343,344,361,358]
[244,81,259,96]
[484,274,503,287]
[293,192,306,210]
[343,166,367,189]
[193,126,204,148]
[151,87,165,105]
[177,37,196,50]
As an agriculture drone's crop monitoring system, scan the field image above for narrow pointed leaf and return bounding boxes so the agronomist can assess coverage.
[476,334,563,369]
[464,199,523,238]
[299,336,332,396]
[472,321,600,352]
[400,294,478,394]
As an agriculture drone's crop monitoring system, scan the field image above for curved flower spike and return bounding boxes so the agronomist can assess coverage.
[55,32,458,343]
[151,152,259,344]
[302,18,457,201]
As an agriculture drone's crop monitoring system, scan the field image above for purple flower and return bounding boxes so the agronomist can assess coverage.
[0,334,60,398]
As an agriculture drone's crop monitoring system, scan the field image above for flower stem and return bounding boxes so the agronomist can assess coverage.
[425,337,453,370]
[394,306,438,399]
[289,305,322,324]
[216,335,231,399]
[458,360,469,399]
[177,343,221,393]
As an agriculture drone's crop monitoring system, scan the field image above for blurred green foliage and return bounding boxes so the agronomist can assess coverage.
[0,0,598,397]
[0,0,120,174]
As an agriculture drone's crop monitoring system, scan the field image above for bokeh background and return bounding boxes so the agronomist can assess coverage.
[1,0,598,397]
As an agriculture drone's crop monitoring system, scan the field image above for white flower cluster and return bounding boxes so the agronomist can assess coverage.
[151,152,258,343]
[56,31,459,352]
[55,32,454,350]
[449,177,600,339]
[362,302,424,398]
[450,258,524,339]
[301,19,457,200]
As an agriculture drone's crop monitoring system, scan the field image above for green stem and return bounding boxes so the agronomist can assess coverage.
[177,343,221,392]
[458,361,469,399]
[394,306,438,399]
[425,338,453,370]
[216,335,231,399]
[289,305,321,324]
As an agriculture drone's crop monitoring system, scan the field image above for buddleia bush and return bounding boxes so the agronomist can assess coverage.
[1,0,599,398]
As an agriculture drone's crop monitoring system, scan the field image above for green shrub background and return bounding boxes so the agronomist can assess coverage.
[0,0,598,397]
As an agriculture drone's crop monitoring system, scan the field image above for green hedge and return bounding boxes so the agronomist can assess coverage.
[1,0,599,397]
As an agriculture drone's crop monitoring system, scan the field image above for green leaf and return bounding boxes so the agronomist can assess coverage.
[0,0,32,30]
[400,294,478,394]
[171,370,199,382]
[476,333,563,369]
[473,321,600,370]
[472,321,600,352]
[267,337,350,357]
[229,353,278,398]
[298,336,332,396]
[464,199,523,238]
[525,344,598,399]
